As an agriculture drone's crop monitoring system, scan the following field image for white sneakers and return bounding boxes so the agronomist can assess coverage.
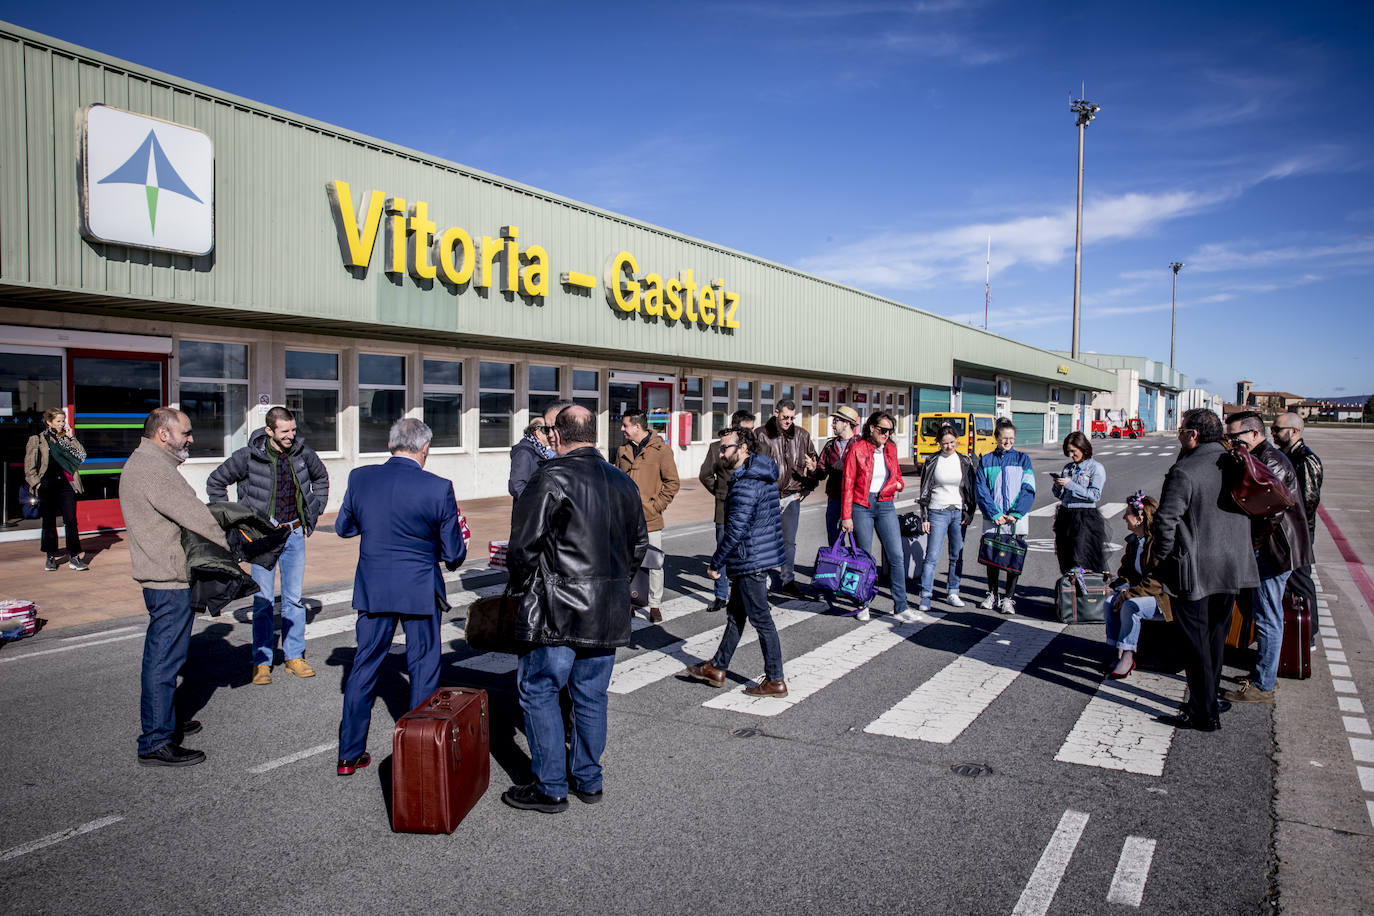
[855,608,871,621]
[998,597,1017,615]
[946,593,964,608]
[978,594,997,611]
[893,609,920,623]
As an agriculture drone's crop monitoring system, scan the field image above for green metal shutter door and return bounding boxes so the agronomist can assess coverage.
[1013,411,1044,445]
[1058,412,1073,442]
[962,393,997,414]
[915,386,951,414]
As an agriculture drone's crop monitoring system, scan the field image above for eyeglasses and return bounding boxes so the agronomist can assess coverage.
[721,443,740,453]
[1224,432,1252,443]
[874,426,894,436]
[1272,424,1294,433]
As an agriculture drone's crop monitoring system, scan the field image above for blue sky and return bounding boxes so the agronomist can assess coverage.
[5,1,1371,399]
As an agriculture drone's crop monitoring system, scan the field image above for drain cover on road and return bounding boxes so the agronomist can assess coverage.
[731,727,762,739]
[951,763,989,777]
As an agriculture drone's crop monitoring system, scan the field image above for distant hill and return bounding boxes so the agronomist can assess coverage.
[1311,395,1371,407]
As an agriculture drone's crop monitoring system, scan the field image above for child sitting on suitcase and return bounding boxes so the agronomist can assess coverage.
[1102,492,1172,681]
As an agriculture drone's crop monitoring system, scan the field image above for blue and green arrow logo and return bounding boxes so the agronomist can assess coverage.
[98,129,203,232]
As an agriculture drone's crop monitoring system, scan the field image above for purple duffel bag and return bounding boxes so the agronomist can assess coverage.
[811,532,879,604]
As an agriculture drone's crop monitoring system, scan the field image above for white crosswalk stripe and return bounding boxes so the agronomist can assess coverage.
[608,602,821,694]
[1054,671,1187,775]
[1100,502,1126,518]
[703,612,943,715]
[864,617,1065,742]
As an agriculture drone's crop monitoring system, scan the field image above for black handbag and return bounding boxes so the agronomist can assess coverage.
[898,511,923,538]
[18,484,40,520]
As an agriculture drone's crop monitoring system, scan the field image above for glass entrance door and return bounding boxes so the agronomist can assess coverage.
[0,350,65,527]
[642,382,672,444]
[68,351,167,531]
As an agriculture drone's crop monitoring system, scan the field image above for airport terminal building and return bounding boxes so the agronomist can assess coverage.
[0,23,1117,530]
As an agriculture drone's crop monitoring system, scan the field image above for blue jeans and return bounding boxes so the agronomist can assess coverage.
[1105,594,1161,650]
[825,497,843,547]
[712,570,785,681]
[919,506,966,599]
[712,524,730,601]
[250,526,306,666]
[517,645,616,798]
[139,588,194,755]
[774,496,802,586]
[1249,570,1292,691]
[851,500,907,613]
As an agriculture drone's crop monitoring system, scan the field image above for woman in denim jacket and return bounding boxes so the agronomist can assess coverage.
[1051,430,1108,575]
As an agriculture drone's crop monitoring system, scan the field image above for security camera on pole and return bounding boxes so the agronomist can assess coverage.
[1070,96,1100,360]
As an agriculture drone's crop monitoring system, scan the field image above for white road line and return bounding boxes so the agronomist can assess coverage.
[1027,504,1058,519]
[1349,737,1374,763]
[1367,801,1374,831]
[62,625,142,642]
[1344,717,1372,735]
[1012,809,1090,916]
[608,602,819,694]
[1054,671,1187,776]
[1334,680,1358,694]
[865,618,1065,743]
[1328,650,1348,663]
[247,742,337,774]
[1339,697,1365,714]
[1099,502,1126,519]
[1329,663,1353,679]
[1358,766,1374,793]
[703,613,943,715]
[0,632,145,663]
[455,595,705,675]
[1106,836,1157,907]
[0,815,124,862]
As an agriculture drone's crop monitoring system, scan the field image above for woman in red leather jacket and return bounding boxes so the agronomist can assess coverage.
[840,410,911,622]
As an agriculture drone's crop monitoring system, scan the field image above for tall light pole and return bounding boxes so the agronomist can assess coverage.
[1169,261,1184,371]
[1070,97,1100,360]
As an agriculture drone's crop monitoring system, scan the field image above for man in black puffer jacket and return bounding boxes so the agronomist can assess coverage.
[206,406,329,686]
[686,426,789,699]
[501,405,648,814]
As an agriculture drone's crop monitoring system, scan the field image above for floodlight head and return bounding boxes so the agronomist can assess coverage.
[1170,261,1184,273]
[1071,98,1100,127]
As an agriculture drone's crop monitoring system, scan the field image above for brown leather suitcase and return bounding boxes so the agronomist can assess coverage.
[1278,592,1312,680]
[391,687,490,834]
[1226,601,1255,650]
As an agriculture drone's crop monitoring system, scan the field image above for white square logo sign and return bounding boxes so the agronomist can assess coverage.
[81,105,214,256]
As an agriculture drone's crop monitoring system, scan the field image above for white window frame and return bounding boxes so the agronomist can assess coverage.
[284,347,342,458]
[478,359,517,451]
[421,356,465,453]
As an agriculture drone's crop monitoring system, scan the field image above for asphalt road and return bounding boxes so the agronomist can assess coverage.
[1,432,1369,915]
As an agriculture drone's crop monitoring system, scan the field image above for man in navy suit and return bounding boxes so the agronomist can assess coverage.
[335,418,465,775]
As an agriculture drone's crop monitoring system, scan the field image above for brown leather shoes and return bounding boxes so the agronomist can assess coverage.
[744,677,789,698]
[251,664,272,685]
[649,607,663,624]
[684,661,727,688]
[283,657,315,678]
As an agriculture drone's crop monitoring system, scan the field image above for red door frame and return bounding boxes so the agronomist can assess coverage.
[66,348,168,532]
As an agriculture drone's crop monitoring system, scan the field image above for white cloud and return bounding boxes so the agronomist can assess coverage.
[1187,239,1374,273]
[796,189,1213,291]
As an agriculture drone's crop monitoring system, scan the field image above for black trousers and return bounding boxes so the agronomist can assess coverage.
[1171,592,1236,723]
[39,477,81,558]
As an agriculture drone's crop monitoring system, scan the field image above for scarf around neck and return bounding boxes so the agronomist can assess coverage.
[45,429,85,475]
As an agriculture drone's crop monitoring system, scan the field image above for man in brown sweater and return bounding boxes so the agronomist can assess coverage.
[614,410,680,623]
[120,407,229,768]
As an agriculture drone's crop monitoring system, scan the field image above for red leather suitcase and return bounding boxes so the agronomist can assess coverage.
[1278,592,1312,680]
[391,687,490,834]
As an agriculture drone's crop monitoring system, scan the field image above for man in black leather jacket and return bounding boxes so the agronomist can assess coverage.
[1222,411,1312,705]
[1274,413,1323,632]
[501,405,648,814]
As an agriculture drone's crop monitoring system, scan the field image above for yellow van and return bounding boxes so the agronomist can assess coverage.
[915,412,998,466]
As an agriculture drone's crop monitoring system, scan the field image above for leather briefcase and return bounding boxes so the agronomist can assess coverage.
[464,593,527,655]
[392,687,490,834]
[978,526,1027,573]
[1226,446,1295,519]
[1055,570,1111,624]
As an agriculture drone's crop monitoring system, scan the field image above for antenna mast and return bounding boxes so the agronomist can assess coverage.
[984,236,991,330]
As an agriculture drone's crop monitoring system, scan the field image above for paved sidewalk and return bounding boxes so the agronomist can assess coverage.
[0,474,725,631]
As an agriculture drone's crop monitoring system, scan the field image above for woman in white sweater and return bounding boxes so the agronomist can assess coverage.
[916,425,977,611]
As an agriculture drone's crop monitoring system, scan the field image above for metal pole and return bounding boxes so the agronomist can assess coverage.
[1169,261,1183,371]
[1069,98,1099,359]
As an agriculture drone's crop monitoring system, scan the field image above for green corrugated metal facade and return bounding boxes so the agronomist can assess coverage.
[0,22,1117,397]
